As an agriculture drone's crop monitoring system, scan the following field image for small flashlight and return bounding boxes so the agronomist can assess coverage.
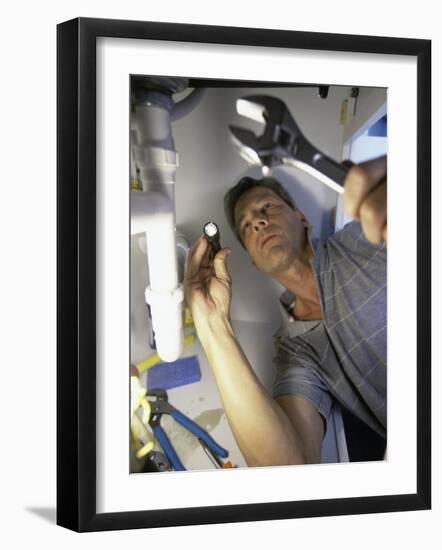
[261,165,271,177]
[203,221,221,254]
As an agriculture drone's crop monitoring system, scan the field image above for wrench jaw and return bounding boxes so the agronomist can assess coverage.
[229,125,293,171]
[229,123,289,170]
[229,95,301,172]
[229,125,263,166]
[229,94,348,193]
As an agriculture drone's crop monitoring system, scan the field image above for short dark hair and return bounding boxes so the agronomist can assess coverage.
[224,176,296,246]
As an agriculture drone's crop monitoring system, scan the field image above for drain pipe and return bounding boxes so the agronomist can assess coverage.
[131,191,183,362]
[131,78,189,362]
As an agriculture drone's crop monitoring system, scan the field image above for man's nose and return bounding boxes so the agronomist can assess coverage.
[252,215,269,232]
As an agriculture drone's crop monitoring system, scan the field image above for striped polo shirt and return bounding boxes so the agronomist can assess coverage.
[271,221,387,438]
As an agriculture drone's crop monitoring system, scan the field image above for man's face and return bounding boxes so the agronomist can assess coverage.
[234,186,308,273]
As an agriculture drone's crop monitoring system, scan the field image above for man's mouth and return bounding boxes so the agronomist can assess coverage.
[260,234,279,250]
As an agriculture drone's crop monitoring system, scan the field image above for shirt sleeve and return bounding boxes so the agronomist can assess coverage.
[272,362,333,424]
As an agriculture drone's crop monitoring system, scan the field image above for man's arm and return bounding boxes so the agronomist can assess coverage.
[343,155,387,244]
[275,395,325,464]
[184,238,323,466]
[198,316,324,466]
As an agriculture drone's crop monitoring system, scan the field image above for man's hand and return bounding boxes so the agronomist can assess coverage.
[184,236,232,329]
[343,155,387,244]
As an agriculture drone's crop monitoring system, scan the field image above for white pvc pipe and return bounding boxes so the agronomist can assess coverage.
[171,88,207,121]
[131,191,184,362]
[130,84,205,363]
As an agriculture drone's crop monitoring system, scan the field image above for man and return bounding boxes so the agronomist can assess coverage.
[184,156,387,466]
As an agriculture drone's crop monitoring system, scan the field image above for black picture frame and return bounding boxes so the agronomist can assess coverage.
[57,17,431,532]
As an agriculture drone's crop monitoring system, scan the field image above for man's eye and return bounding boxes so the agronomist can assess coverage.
[264,202,272,208]
[242,222,250,233]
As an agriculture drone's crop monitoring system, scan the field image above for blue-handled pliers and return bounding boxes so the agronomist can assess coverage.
[147,388,229,471]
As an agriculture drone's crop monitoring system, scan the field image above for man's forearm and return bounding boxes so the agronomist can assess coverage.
[196,315,308,466]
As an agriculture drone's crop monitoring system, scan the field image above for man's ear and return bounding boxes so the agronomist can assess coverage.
[295,208,309,226]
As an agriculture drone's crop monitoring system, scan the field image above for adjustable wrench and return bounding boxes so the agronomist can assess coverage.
[229,95,348,194]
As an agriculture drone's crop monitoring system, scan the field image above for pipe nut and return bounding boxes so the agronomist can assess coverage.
[144,284,184,307]
[132,146,179,168]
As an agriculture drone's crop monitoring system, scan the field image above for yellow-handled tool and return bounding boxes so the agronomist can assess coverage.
[130,371,154,458]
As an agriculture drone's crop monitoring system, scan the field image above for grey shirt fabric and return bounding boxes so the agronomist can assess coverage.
[271,221,387,438]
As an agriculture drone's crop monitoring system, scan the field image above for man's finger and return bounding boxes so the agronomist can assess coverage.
[343,155,387,219]
[213,248,231,284]
[359,179,387,245]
